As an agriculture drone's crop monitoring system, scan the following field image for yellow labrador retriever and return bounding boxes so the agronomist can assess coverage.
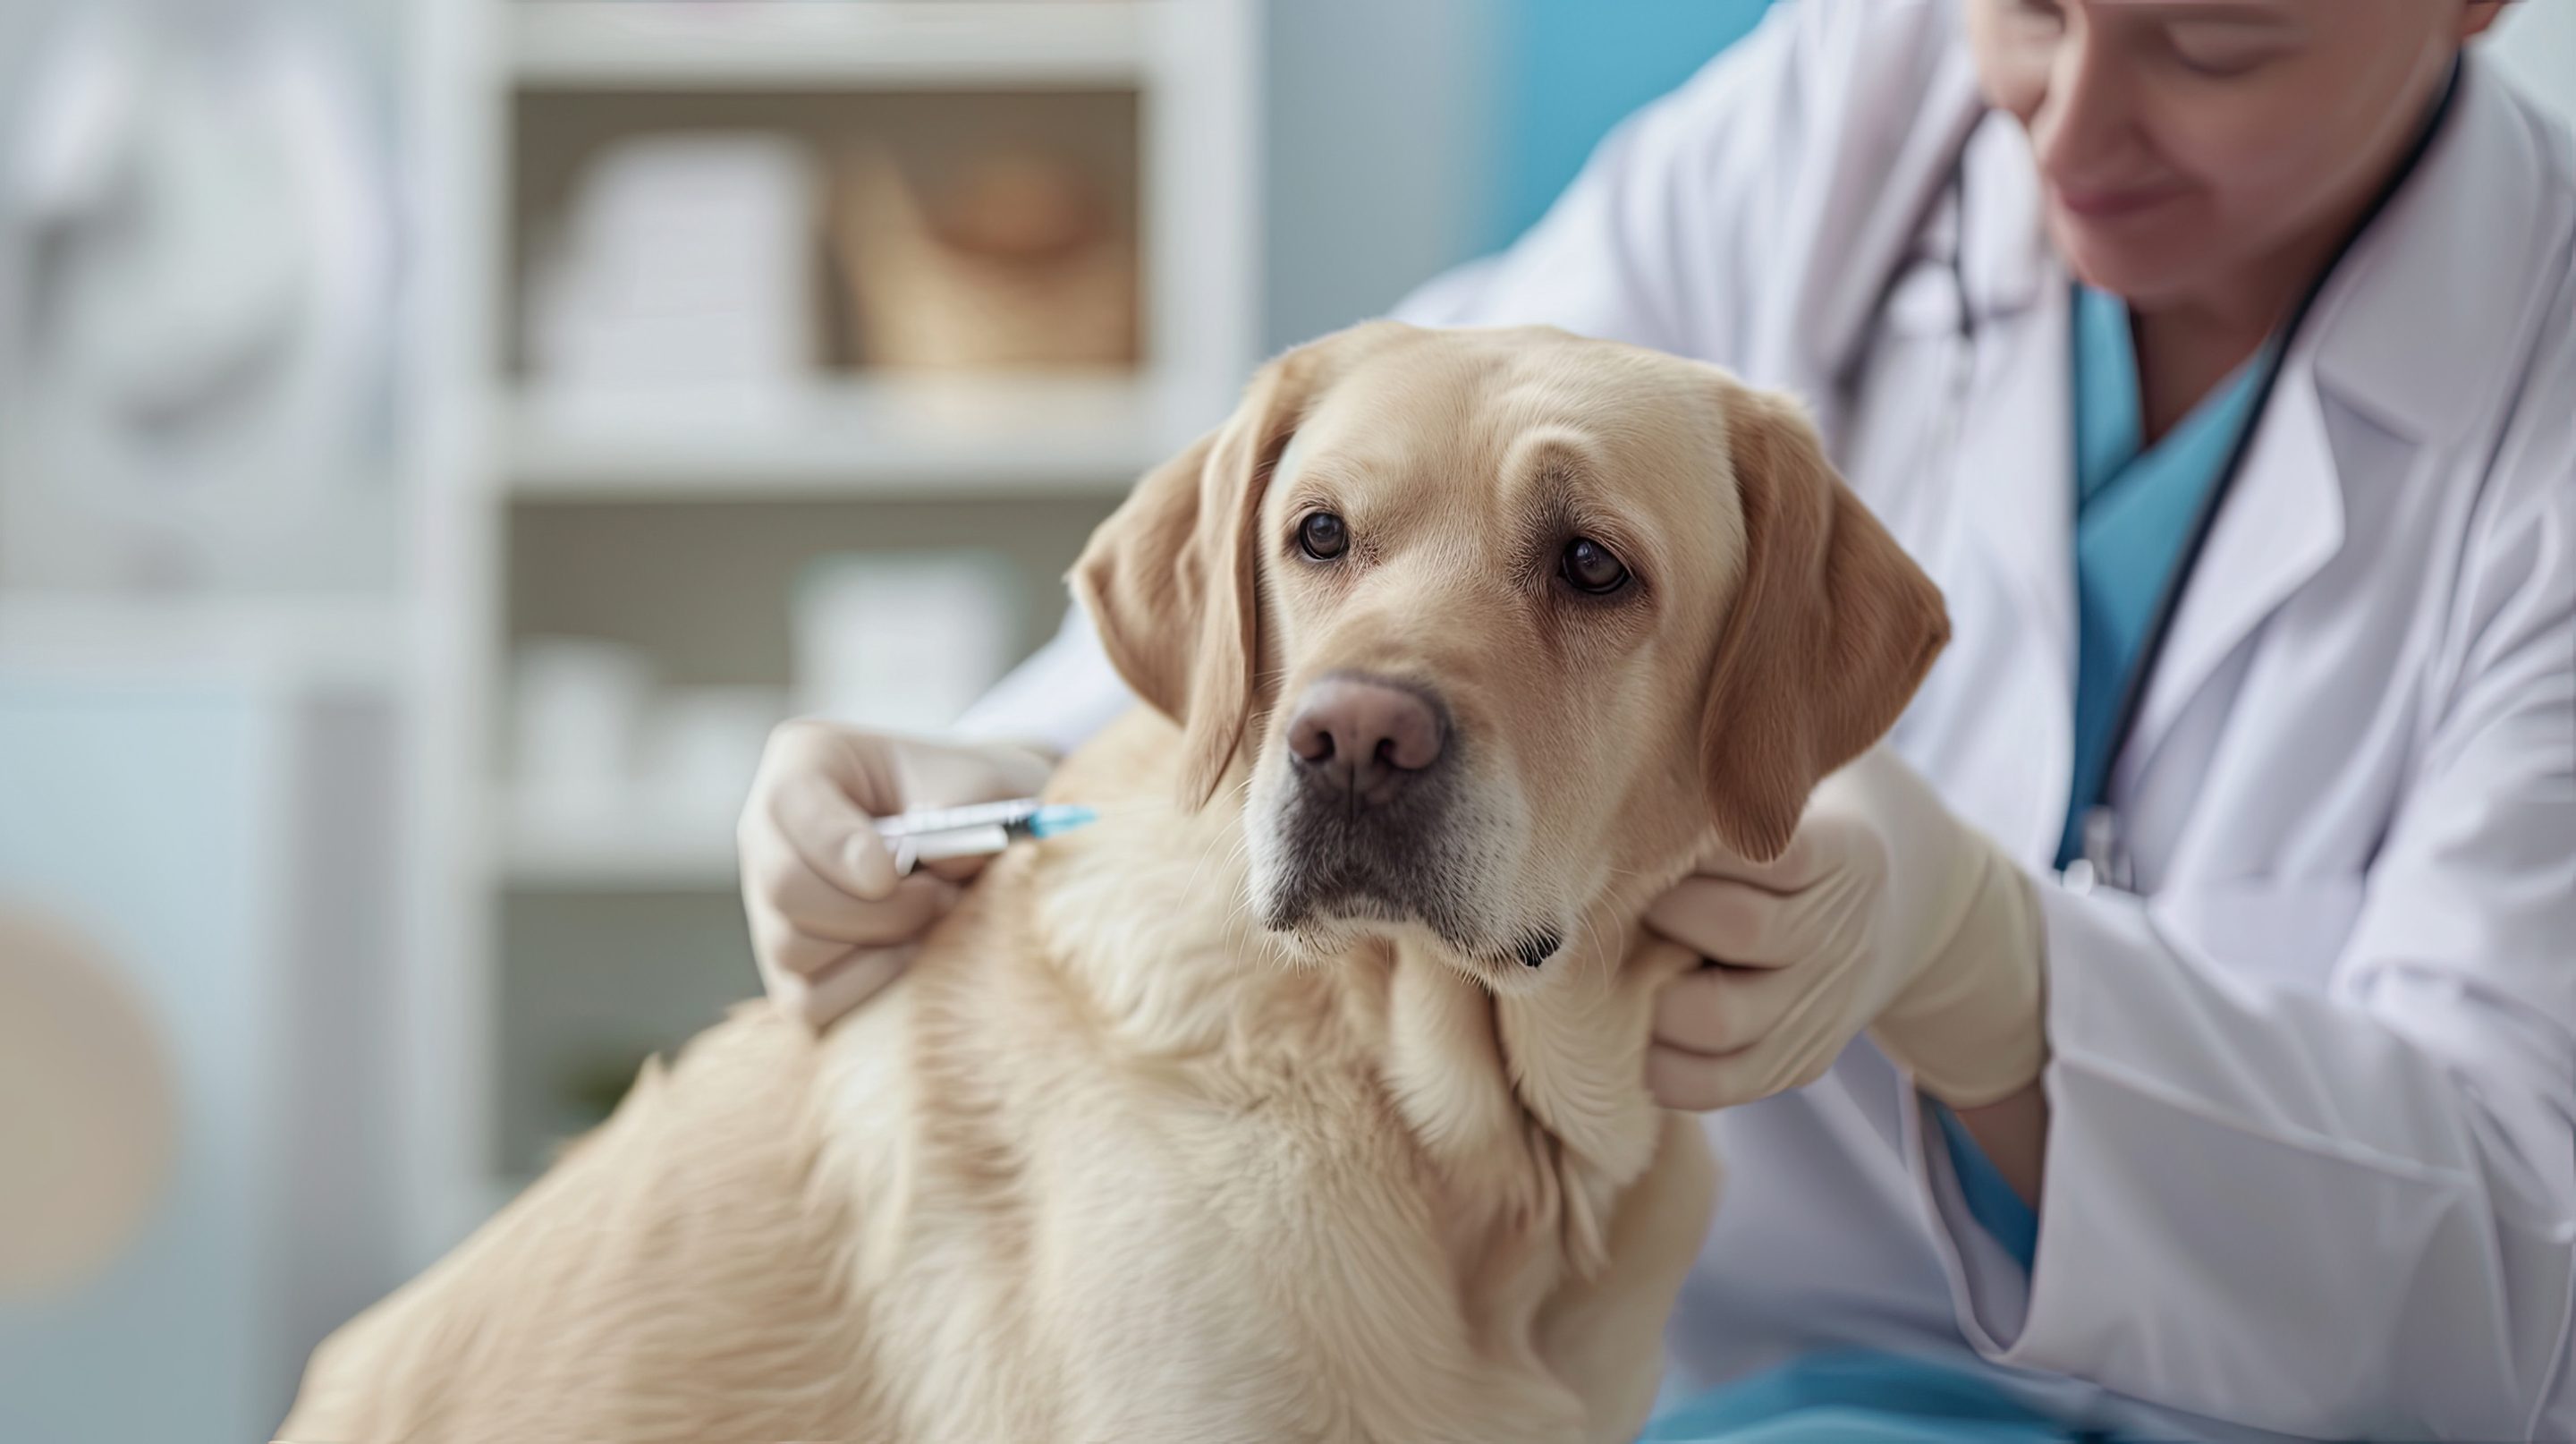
[280,322,1945,1444]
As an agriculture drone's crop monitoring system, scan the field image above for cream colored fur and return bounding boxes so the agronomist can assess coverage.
[279,324,1944,1444]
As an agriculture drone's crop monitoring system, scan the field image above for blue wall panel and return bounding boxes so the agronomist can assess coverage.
[1490,0,1775,249]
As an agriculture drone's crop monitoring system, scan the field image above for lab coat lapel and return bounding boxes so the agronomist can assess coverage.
[1950,113,2075,698]
[1954,286,2076,682]
[2119,365,2344,788]
[2119,59,2540,789]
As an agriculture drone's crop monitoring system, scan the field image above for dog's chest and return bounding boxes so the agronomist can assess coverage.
[835,973,1597,1444]
[1006,1065,1595,1444]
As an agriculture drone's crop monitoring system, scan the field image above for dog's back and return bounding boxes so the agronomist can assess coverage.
[281,1003,888,1441]
[284,841,1091,1443]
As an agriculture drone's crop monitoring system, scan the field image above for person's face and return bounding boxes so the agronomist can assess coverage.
[1964,0,2506,308]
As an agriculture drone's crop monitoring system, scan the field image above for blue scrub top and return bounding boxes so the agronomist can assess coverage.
[2059,285,2277,867]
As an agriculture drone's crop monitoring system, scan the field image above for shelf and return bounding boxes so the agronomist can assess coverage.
[507,2,1156,91]
[0,596,408,690]
[504,373,1169,501]
[497,798,741,888]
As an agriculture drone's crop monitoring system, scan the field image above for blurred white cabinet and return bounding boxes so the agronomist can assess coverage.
[0,646,402,1443]
[403,0,1260,1252]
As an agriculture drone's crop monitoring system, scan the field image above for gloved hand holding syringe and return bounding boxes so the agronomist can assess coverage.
[874,798,1097,877]
[739,726,1066,1030]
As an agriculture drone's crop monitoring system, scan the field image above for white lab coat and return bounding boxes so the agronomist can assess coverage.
[958,1,2576,1437]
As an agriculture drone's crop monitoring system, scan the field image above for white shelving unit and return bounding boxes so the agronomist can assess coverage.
[504,370,1179,500]
[496,806,741,891]
[0,596,408,693]
[507,1,1157,90]
[400,0,1260,1264]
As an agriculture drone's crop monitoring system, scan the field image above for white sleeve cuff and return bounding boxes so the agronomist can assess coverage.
[1904,1091,2034,1353]
[1910,882,2549,1440]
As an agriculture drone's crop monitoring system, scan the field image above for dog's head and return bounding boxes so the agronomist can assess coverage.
[1073,322,1945,990]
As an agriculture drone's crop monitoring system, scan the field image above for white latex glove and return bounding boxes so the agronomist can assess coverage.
[1644,747,2046,1111]
[738,720,1055,1030]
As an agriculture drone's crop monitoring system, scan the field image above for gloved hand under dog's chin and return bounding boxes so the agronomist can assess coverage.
[1641,747,2047,1113]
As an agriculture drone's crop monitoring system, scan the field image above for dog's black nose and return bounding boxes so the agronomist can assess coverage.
[1287,676,1445,805]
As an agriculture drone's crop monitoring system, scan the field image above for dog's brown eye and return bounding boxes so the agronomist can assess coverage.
[1560,537,1630,594]
[1299,512,1349,560]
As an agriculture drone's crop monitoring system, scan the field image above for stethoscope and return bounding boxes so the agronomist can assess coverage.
[1921,66,2462,895]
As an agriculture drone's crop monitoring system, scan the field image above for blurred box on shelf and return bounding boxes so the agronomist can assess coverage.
[835,144,1138,370]
[511,636,656,826]
[523,132,818,420]
[795,549,1019,735]
[510,637,787,847]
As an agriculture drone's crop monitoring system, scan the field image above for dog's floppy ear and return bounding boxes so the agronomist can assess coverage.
[1072,322,1406,807]
[1698,386,1950,861]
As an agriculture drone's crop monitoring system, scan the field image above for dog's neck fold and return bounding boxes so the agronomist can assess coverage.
[1377,905,1685,1284]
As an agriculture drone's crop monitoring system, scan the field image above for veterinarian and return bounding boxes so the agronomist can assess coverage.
[735,1,2573,1438]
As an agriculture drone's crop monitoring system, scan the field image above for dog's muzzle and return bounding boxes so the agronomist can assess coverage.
[1258,675,1562,970]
